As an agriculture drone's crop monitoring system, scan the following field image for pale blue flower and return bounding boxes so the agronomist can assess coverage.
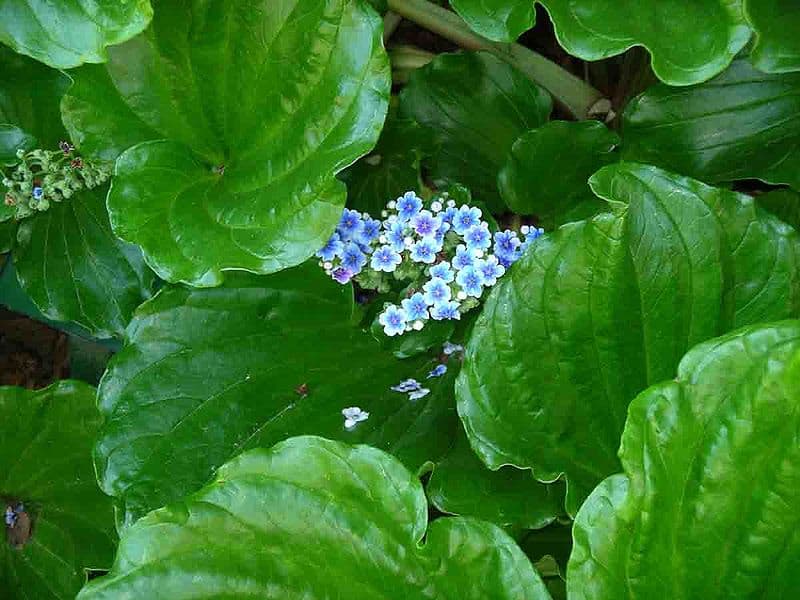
[396,191,423,221]
[452,244,476,270]
[429,261,454,283]
[371,245,402,272]
[357,217,382,246]
[441,206,458,224]
[493,230,521,258]
[379,305,408,336]
[391,378,421,392]
[410,238,439,264]
[456,265,485,297]
[443,341,463,355]
[401,292,429,321]
[316,233,344,261]
[32,186,44,200]
[341,242,367,273]
[337,208,364,241]
[342,406,369,429]
[476,255,505,286]
[423,277,452,306]
[464,223,491,250]
[408,387,430,400]
[411,210,442,238]
[427,364,447,379]
[431,301,461,320]
[453,205,482,234]
[387,221,406,252]
[332,266,354,284]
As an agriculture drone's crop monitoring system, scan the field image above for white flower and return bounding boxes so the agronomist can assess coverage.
[388,200,397,209]
[446,199,456,208]
[342,406,369,429]
[413,320,424,330]
[431,200,442,212]
[457,290,467,301]
[408,388,430,401]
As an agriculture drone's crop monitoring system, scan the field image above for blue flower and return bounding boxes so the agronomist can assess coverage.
[401,292,429,321]
[427,364,447,378]
[493,230,521,257]
[431,301,461,320]
[441,206,458,224]
[32,186,44,200]
[456,265,485,297]
[411,210,442,238]
[452,244,476,270]
[316,233,344,261]
[423,277,452,306]
[341,242,367,273]
[476,255,506,285]
[429,261,454,283]
[410,238,439,264]
[396,191,423,222]
[391,378,421,392]
[331,266,354,284]
[464,223,491,250]
[387,221,407,252]
[371,245,402,272]
[357,217,381,246]
[379,305,408,336]
[337,209,364,241]
[433,221,450,246]
[521,226,545,250]
[453,205,482,234]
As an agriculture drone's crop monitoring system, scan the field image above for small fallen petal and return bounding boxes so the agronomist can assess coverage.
[443,342,464,355]
[427,364,447,379]
[391,378,421,392]
[408,388,430,400]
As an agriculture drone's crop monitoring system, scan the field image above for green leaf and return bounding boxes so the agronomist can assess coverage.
[0,125,35,166]
[498,120,619,228]
[457,163,800,515]
[0,1,152,69]
[427,430,565,529]
[79,436,551,599]
[757,188,800,231]
[538,0,751,85]
[0,220,14,253]
[568,322,800,599]
[13,184,155,339]
[339,110,434,216]
[61,0,391,287]
[0,381,116,599]
[622,60,800,190]
[96,264,461,525]
[400,51,552,211]
[745,0,800,73]
[450,0,535,42]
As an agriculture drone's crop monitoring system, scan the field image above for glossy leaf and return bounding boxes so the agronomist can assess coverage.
[96,264,461,525]
[0,0,152,68]
[0,381,116,599]
[458,163,800,515]
[427,430,565,529]
[62,0,391,287]
[569,322,800,599]
[538,0,750,85]
[14,184,155,339]
[400,51,552,211]
[746,0,800,73]
[623,60,800,190]
[757,188,800,231]
[450,0,535,42]
[339,111,434,215]
[80,436,551,599]
[498,120,619,227]
[0,124,35,166]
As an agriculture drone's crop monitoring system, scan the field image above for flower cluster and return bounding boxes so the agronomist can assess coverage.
[317,191,544,336]
[2,142,112,220]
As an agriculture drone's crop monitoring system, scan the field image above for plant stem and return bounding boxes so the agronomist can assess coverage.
[385,0,606,119]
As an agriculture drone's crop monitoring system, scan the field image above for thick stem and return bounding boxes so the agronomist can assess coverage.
[385,0,606,119]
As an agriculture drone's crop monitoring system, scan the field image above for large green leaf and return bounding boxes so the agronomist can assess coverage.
[79,436,551,599]
[339,109,434,215]
[745,0,800,73]
[0,220,13,253]
[0,381,116,599]
[450,0,535,42]
[400,51,552,211]
[0,1,152,68]
[61,0,391,287]
[622,60,800,190]
[498,120,619,228]
[14,184,155,339]
[427,430,565,529]
[96,263,460,526]
[757,188,800,231]
[538,0,750,85]
[568,322,800,599]
[457,163,800,515]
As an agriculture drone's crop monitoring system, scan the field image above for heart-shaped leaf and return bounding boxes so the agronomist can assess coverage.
[61,0,391,287]
[457,163,800,515]
[0,381,116,599]
[537,0,750,85]
[622,60,800,190]
[96,263,461,526]
[568,322,800,599]
[498,120,619,228]
[0,1,152,69]
[450,0,536,42]
[14,184,155,339]
[400,51,552,211]
[745,0,800,73]
[79,436,551,599]
[427,430,565,529]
